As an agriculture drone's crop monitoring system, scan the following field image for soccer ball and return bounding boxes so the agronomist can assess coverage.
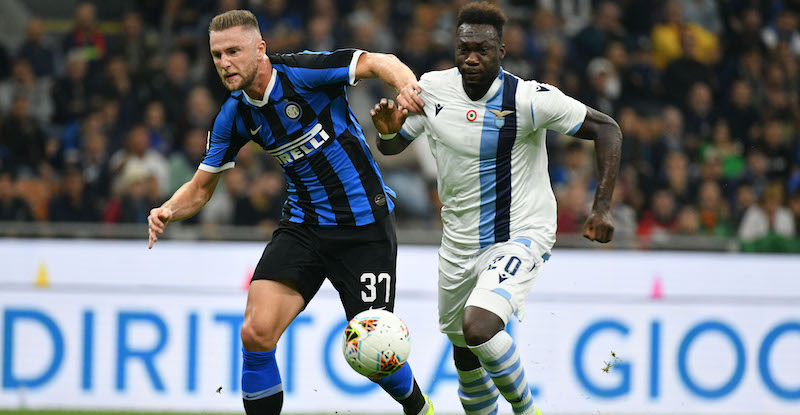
[342,309,411,379]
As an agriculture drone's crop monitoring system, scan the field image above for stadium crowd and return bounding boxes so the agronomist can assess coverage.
[0,0,799,251]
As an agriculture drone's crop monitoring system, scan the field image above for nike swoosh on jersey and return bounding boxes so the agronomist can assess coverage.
[489,109,514,117]
[250,125,262,135]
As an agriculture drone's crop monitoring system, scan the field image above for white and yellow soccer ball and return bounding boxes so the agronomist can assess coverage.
[342,309,411,379]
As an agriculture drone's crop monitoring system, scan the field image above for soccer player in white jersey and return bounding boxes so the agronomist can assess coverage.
[370,3,622,415]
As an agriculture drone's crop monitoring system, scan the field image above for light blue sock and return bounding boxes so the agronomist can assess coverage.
[470,331,536,415]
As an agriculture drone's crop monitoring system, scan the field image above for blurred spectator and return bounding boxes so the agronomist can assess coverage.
[118,173,162,223]
[723,7,765,57]
[722,80,759,143]
[144,100,174,153]
[660,151,696,206]
[397,25,436,77]
[638,188,678,238]
[609,184,637,242]
[110,10,158,78]
[661,29,713,106]
[0,170,33,222]
[674,204,701,234]
[526,9,566,62]
[348,1,395,54]
[62,2,107,67]
[100,55,143,129]
[761,119,792,181]
[761,10,800,56]
[739,183,795,242]
[0,58,53,124]
[651,0,719,69]
[741,146,771,198]
[16,18,57,79]
[572,1,626,67]
[0,94,49,177]
[680,0,723,34]
[179,86,215,135]
[701,119,744,181]
[109,125,169,198]
[255,0,304,53]
[556,180,590,234]
[583,57,620,116]
[51,52,93,125]
[233,171,285,230]
[501,22,534,80]
[654,107,685,171]
[168,128,206,194]
[620,43,660,104]
[683,82,715,152]
[79,131,111,207]
[539,0,592,37]
[551,140,592,192]
[151,50,193,124]
[200,167,246,225]
[306,15,336,52]
[48,165,99,222]
[732,182,757,228]
[697,180,732,236]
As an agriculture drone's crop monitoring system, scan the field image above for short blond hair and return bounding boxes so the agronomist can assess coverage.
[209,9,260,34]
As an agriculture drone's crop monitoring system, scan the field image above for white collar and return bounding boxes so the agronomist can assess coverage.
[242,68,277,107]
[459,69,504,103]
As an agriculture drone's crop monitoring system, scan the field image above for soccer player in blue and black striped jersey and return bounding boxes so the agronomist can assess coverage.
[147,9,433,415]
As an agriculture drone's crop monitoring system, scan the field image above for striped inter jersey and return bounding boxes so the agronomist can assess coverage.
[200,49,395,226]
[399,68,587,255]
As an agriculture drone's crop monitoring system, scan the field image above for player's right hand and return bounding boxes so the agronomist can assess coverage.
[370,98,408,135]
[148,207,173,249]
[396,81,424,114]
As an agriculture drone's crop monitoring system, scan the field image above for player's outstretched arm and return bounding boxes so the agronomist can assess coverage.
[147,169,223,249]
[370,98,411,156]
[573,107,623,243]
[354,52,424,113]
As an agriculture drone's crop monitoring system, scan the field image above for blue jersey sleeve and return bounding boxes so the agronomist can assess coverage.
[199,98,249,173]
[269,49,364,90]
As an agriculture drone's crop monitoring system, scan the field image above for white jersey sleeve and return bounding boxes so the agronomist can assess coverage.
[399,73,435,141]
[526,82,587,136]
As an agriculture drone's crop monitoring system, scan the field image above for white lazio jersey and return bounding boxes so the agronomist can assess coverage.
[400,68,586,255]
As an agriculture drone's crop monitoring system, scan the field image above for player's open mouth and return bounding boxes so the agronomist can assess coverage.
[225,74,238,81]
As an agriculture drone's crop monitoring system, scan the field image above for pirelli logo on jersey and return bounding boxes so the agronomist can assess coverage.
[268,123,331,165]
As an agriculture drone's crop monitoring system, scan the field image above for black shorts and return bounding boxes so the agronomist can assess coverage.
[252,213,397,320]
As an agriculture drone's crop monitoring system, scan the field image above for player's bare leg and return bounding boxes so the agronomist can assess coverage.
[240,280,306,415]
[463,306,541,415]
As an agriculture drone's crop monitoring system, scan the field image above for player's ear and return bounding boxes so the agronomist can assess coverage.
[257,39,266,55]
[498,43,506,60]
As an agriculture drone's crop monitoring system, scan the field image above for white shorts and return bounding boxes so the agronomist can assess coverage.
[438,238,548,347]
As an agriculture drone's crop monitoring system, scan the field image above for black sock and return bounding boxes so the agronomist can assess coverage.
[243,392,283,415]
[399,380,425,415]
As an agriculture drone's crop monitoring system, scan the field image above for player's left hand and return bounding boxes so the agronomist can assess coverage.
[396,81,424,114]
[582,210,614,243]
[371,98,408,134]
